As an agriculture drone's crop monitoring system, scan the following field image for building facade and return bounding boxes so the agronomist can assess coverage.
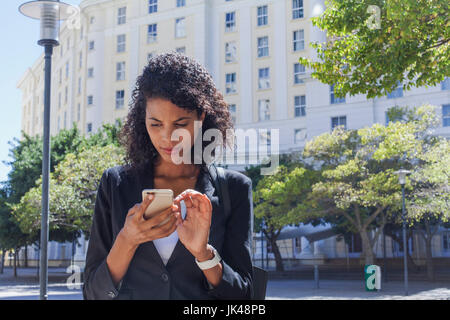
[15,0,450,268]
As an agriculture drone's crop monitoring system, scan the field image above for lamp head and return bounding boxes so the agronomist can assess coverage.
[19,0,75,47]
[394,169,411,185]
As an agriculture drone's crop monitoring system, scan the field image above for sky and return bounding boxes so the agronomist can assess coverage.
[0,0,81,184]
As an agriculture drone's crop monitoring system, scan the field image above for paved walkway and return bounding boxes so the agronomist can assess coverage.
[266,279,450,300]
[1,267,449,300]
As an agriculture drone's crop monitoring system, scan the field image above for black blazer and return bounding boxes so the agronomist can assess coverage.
[82,162,254,300]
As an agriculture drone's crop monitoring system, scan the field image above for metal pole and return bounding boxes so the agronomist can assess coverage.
[383,231,387,283]
[39,44,53,300]
[260,229,263,269]
[314,264,319,289]
[402,185,408,296]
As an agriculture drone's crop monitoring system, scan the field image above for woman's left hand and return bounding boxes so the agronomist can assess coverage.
[173,189,213,260]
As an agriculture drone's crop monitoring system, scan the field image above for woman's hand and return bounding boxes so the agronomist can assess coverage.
[119,193,180,249]
[173,189,213,260]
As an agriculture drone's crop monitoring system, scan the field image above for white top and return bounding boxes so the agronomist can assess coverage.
[152,200,186,265]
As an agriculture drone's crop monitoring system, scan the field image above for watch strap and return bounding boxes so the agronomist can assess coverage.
[195,245,221,270]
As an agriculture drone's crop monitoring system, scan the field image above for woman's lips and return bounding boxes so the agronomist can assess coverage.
[161,147,173,155]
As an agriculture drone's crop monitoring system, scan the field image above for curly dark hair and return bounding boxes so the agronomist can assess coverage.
[119,52,234,171]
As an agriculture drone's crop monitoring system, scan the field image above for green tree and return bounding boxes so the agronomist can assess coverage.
[299,0,449,99]
[407,138,449,280]
[10,144,125,238]
[303,104,446,265]
[0,186,29,276]
[2,122,123,258]
[253,163,319,271]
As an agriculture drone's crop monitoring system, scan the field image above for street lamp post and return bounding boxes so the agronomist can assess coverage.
[18,0,74,300]
[394,169,411,296]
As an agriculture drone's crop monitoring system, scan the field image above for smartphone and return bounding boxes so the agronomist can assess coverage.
[142,189,174,225]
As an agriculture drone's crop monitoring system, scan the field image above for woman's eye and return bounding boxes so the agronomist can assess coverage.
[175,123,188,127]
[150,124,161,127]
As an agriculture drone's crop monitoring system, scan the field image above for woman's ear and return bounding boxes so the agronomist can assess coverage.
[199,111,206,122]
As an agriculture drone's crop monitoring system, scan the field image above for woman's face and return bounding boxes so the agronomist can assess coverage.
[145,97,205,164]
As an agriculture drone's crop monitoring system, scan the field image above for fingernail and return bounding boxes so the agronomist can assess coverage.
[147,193,154,200]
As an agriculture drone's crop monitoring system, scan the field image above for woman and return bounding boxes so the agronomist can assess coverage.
[83,52,254,300]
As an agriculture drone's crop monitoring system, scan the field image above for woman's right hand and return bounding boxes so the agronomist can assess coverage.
[119,193,180,249]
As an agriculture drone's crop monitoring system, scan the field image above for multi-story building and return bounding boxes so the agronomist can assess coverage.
[15,0,450,268]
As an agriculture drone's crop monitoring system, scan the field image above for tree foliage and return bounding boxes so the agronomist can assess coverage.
[303,104,445,264]
[299,0,450,98]
[10,144,125,238]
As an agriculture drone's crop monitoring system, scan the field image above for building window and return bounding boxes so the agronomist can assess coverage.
[331,116,347,130]
[259,130,271,146]
[176,46,186,54]
[348,233,362,253]
[65,61,69,79]
[118,7,126,25]
[149,0,158,14]
[58,92,61,109]
[257,36,269,58]
[77,103,81,121]
[258,99,270,121]
[64,86,68,104]
[294,128,306,143]
[177,0,186,7]
[443,104,450,127]
[147,24,157,43]
[90,16,95,24]
[225,41,237,63]
[293,29,305,51]
[59,68,62,84]
[294,95,306,117]
[117,34,126,53]
[258,67,270,90]
[330,84,346,104]
[225,73,237,94]
[225,12,236,32]
[387,81,403,99]
[57,116,60,131]
[116,90,125,109]
[175,17,186,38]
[443,232,450,252]
[229,104,236,124]
[88,41,95,51]
[87,122,92,133]
[294,63,306,84]
[257,5,268,26]
[116,62,126,81]
[442,77,450,90]
[87,95,94,106]
[148,52,156,61]
[292,0,304,19]
[64,111,67,129]
[87,67,94,78]
[79,52,82,68]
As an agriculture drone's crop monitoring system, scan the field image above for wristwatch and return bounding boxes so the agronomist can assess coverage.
[195,245,222,270]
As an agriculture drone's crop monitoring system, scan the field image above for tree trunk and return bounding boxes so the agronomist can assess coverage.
[425,238,434,281]
[0,250,4,274]
[269,237,284,272]
[13,250,17,278]
[359,229,375,265]
[24,246,28,268]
